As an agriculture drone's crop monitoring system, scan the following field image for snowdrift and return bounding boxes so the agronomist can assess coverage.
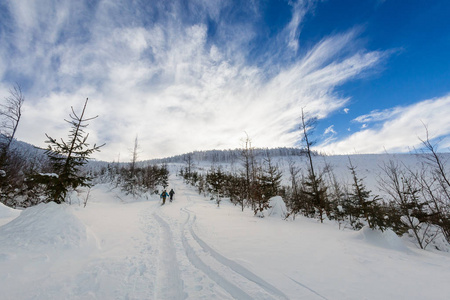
[0,202,91,251]
[0,202,20,219]
[266,196,287,218]
[254,196,288,218]
[0,202,21,226]
[352,226,411,253]
[0,202,102,299]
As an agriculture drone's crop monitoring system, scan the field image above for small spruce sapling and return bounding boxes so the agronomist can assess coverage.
[33,98,103,204]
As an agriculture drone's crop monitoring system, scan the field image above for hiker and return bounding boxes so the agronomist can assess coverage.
[169,189,175,202]
[160,189,169,205]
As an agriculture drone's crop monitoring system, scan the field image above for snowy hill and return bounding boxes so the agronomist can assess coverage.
[148,148,306,164]
[1,141,450,299]
[1,170,450,299]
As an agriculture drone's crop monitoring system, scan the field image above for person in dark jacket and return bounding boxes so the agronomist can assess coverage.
[160,190,169,205]
[169,189,175,202]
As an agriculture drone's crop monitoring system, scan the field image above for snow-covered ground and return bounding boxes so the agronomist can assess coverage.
[0,202,21,227]
[1,173,450,299]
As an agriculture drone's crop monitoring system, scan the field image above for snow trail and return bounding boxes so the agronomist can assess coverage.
[182,206,289,300]
[153,213,187,299]
[179,206,254,300]
[169,177,287,300]
[72,201,160,300]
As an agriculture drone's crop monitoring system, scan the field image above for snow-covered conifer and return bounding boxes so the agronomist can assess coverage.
[32,98,103,204]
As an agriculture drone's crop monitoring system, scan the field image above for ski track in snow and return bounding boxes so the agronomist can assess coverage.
[168,178,287,300]
[287,276,330,300]
[179,204,253,300]
[182,206,290,300]
[153,213,187,299]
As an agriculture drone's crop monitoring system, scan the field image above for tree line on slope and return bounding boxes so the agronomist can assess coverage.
[179,137,282,216]
[152,147,306,164]
[179,111,450,251]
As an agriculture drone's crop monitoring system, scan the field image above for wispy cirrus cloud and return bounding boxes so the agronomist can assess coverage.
[2,0,388,161]
[318,94,450,154]
[286,0,315,53]
[324,125,336,135]
[353,107,403,124]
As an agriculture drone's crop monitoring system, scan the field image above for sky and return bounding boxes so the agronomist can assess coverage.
[0,0,449,162]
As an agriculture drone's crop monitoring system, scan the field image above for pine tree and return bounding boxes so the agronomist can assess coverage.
[299,108,328,222]
[240,133,255,210]
[302,170,328,221]
[158,164,169,189]
[122,136,141,196]
[285,160,303,219]
[229,173,246,211]
[325,166,346,225]
[346,158,385,231]
[33,98,103,204]
[206,166,226,206]
[252,152,283,216]
[260,151,282,199]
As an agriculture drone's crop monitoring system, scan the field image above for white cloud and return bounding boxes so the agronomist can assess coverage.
[286,0,313,53]
[321,125,338,145]
[353,107,403,123]
[318,94,450,154]
[2,0,388,161]
[324,125,336,135]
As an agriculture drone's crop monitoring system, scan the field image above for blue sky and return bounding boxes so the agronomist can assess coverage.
[0,0,449,161]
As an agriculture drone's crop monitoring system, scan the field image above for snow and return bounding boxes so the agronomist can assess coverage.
[264,196,287,218]
[0,202,21,226]
[1,173,450,299]
[352,226,411,253]
[39,173,59,178]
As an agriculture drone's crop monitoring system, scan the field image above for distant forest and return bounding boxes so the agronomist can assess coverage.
[147,147,307,164]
